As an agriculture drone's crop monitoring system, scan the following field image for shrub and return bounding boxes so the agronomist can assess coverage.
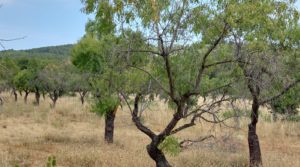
[158,136,181,157]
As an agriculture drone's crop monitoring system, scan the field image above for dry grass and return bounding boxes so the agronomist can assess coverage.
[0,93,299,167]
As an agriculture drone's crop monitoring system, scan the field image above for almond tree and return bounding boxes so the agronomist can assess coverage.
[80,0,238,166]
[71,32,147,143]
[38,63,71,108]
[69,71,91,105]
[226,1,300,166]
[0,58,19,102]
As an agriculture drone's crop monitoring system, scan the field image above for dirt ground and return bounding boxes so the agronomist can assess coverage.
[0,94,299,167]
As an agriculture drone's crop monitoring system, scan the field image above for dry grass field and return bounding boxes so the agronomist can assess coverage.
[0,93,299,167]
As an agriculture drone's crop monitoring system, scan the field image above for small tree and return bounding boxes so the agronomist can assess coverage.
[73,35,118,142]
[71,33,138,143]
[38,63,70,108]
[69,70,91,105]
[0,58,20,101]
[13,69,33,103]
[227,1,300,166]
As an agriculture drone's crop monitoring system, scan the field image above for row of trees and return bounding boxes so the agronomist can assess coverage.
[0,57,90,107]
[72,0,300,167]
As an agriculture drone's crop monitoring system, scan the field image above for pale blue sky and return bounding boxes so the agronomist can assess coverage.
[0,0,299,50]
[0,0,89,50]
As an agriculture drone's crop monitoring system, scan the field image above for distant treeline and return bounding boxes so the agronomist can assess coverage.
[0,44,73,59]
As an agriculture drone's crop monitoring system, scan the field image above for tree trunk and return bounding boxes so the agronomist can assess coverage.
[50,91,58,108]
[104,106,118,143]
[12,89,18,102]
[42,92,46,100]
[147,142,171,167]
[35,89,40,105]
[24,91,29,104]
[80,95,84,104]
[248,97,262,167]
[51,97,58,108]
[0,97,3,105]
[79,91,87,105]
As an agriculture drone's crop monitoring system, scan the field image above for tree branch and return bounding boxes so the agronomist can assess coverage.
[119,92,133,114]
[132,94,156,139]
[179,135,215,148]
[259,79,300,105]
[128,65,171,96]
[0,36,26,42]
[124,49,161,56]
[163,55,178,103]
[194,23,229,91]
[204,59,238,68]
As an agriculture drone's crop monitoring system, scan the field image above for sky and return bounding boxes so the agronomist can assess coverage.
[0,0,300,51]
[0,0,90,50]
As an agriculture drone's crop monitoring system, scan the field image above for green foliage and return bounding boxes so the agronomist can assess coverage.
[0,58,20,90]
[224,0,299,47]
[13,69,34,91]
[71,35,103,73]
[221,110,251,119]
[25,44,72,56]
[222,110,237,119]
[271,85,300,116]
[270,53,300,116]
[68,71,91,93]
[286,115,300,122]
[14,156,57,167]
[46,156,56,167]
[81,1,116,34]
[0,44,72,59]
[158,136,181,157]
[260,113,272,122]
[0,54,68,97]
[39,63,71,89]
[91,95,120,117]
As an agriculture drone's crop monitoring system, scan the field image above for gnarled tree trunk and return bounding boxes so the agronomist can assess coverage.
[147,142,171,167]
[104,105,118,143]
[248,96,262,167]
[237,52,263,166]
[131,94,174,167]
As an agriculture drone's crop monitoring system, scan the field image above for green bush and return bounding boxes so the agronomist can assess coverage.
[270,85,300,116]
[91,95,119,117]
[221,110,250,119]
[260,113,272,122]
[14,156,57,167]
[46,156,56,167]
[285,115,300,122]
[158,136,181,156]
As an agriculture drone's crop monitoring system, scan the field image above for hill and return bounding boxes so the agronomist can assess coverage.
[0,44,74,59]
